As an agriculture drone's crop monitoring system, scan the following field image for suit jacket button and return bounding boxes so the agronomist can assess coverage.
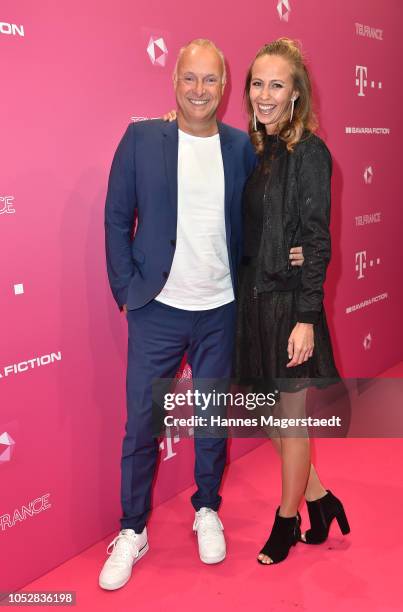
[170,239,176,247]
[162,271,169,279]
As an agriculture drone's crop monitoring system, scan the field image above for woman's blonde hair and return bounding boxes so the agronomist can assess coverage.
[244,38,318,153]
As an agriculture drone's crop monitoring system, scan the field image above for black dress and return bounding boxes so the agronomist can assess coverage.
[234,135,339,392]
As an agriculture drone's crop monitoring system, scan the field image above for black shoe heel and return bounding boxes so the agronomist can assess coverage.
[257,508,301,565]
[302,490,350,545]
[335,507,350,535]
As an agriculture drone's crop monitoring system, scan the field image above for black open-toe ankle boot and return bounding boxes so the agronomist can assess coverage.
[257,508,301,565]
[301,490,350,544]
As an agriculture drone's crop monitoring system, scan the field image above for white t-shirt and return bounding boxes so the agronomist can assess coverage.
[155,129,234,310]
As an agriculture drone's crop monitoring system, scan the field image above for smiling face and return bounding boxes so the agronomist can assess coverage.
[174,44,225,132]
[249,54,298,134]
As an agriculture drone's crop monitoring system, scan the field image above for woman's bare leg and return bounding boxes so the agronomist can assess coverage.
[270,437,327,501]
[259,389,311,563]
[279,436,310,516]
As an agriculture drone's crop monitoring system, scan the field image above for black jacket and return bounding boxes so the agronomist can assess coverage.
[255,132,332,324]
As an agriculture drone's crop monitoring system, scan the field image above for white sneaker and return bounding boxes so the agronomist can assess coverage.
[193,508,226,564]
[99,527,149,590]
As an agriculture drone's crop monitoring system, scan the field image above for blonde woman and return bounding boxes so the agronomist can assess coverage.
[234,38,349,565]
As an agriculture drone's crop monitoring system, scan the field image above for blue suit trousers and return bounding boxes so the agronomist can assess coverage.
[121,299,236,532]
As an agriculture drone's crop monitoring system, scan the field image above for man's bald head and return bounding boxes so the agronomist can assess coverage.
[173,39,227,85]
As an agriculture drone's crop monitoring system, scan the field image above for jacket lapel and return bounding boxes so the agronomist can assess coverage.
[162,120,179,214]
[217,121,234,241]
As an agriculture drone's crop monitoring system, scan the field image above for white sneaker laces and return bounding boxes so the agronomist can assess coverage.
[194,510,223,538]
[106,531,139,562]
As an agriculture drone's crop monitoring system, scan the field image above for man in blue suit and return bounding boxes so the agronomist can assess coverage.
[100,39,302,590]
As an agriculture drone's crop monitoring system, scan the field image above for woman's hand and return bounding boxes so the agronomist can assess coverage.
[289,246,304,266]
[162,110,177,122]
[286,323,314,367]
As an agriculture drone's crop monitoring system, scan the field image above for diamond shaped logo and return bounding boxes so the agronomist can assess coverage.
[0,432,16,463]
[277,0,291,21]
[147,37,168,67]
[363,333,372,350]
[364,166,373,184]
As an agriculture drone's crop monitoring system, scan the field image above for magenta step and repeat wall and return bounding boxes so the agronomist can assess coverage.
[1,0,402,591]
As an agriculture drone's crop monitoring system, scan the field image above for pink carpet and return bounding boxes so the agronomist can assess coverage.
[15,437,403,612]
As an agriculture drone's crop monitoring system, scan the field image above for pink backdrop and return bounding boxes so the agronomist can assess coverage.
[1,0,401,591]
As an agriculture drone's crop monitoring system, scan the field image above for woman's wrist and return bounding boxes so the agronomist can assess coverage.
[295,310,320,324]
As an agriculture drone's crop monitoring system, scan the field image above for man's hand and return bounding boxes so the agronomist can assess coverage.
[286,323,314,367]
[162,110,177,122]
[289,246,304,266]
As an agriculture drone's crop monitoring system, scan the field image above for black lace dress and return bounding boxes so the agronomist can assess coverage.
[234,135,339,392]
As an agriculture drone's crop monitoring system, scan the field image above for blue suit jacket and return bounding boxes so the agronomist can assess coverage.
[105,119,256,310]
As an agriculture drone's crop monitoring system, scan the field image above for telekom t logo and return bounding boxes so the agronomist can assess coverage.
[355,65,382,96]
[159,424,194,461]
[355,251,367,279]
[355,66,367,96]
[355,251,381,279]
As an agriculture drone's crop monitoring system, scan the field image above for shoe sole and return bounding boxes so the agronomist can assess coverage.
[98,542,149,590]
